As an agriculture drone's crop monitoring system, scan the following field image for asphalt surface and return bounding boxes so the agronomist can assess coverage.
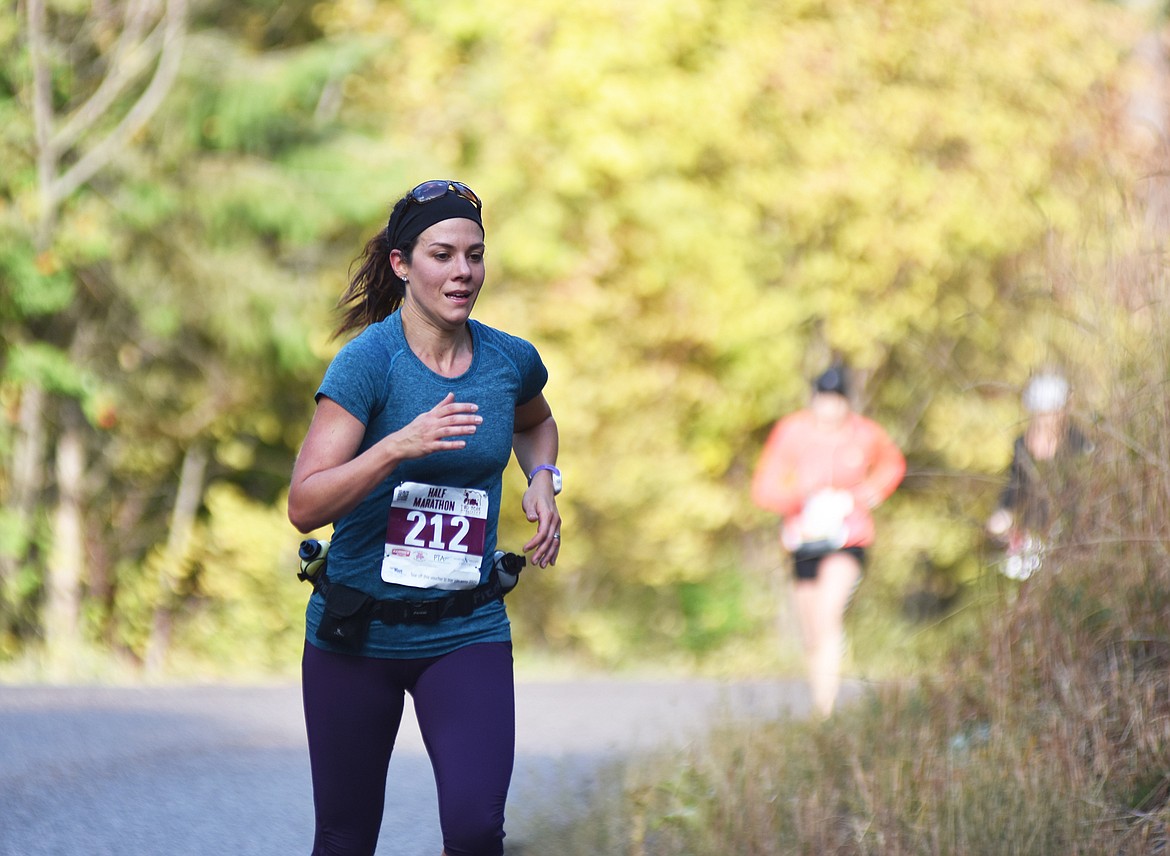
[0,677,815,855]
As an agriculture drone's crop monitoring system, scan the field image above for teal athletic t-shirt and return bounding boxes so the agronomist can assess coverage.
[305,310,548,658]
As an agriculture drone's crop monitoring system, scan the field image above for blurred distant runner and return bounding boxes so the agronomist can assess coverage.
[986,371,1091,581]
[751,365,905,718]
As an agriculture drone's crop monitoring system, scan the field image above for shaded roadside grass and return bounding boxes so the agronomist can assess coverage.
[522,516,1170,855]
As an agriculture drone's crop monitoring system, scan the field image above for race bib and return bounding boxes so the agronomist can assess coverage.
[782,489,853,552]
[381,482,489,590]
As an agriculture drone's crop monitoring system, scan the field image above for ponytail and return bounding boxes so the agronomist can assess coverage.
[333,226,408,339]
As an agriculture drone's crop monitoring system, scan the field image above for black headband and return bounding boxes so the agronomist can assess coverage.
[814,367,849,397]
[388,193,484,251]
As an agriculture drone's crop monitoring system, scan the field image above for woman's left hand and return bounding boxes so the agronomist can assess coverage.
[521,483,561,568]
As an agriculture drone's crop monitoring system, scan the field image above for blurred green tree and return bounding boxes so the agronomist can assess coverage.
[0,0,380,671]
[0,0,1147,676]
[312,0,1138,665]
[3,0,189,666]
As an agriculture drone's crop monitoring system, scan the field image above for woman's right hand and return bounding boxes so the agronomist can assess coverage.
[384,392,482,459]
[289,393,480,533]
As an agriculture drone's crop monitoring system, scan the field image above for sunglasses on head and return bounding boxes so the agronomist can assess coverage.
[406,180,482,210]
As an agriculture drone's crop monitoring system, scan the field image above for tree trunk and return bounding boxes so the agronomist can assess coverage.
[0,384,47,595]
[44,414,86,668]
[144,443,208,675]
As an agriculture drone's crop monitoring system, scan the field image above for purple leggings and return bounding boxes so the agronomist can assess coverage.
[302,641,515,856]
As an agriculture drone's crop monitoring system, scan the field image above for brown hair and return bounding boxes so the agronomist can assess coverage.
[333,222,410,339]
[334,193,419,338]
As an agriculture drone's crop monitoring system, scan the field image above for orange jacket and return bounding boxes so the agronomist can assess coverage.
[751,410,906,548]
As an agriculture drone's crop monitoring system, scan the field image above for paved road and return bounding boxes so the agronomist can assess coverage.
[0,677,815,855]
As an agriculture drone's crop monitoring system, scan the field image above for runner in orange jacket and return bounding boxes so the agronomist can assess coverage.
[751,366,905,716]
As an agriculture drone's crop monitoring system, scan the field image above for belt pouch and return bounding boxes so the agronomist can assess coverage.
[316,584,374,652]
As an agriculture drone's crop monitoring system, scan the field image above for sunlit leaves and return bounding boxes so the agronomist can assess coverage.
[0,0,1144,672]
[0,244,75,317]
[5,341,89,396]
[313,0,1137,664]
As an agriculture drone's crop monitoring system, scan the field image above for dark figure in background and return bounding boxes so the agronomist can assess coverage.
[987,372,1091,580]
[287,180,562,856]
